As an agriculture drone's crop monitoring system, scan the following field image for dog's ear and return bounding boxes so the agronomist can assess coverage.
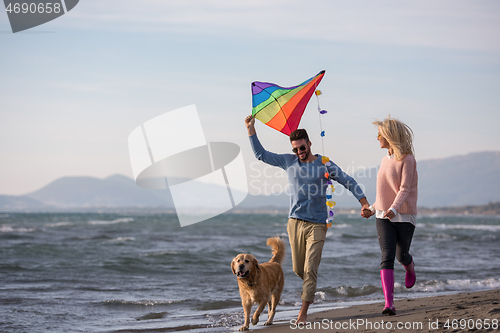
[231,257,237,275]
[253,257,259,270]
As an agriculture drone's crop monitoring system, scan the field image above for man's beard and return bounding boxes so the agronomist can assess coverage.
[298,150,310,161]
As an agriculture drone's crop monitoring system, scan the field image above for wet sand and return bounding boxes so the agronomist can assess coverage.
[255,289,500,332]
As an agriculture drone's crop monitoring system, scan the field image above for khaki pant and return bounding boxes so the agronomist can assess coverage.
[287,218,327,303]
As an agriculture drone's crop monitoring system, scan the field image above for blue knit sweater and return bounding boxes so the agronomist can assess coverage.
[250,134,365,223]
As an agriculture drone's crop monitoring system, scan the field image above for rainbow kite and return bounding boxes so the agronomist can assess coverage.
[251,70,325,135]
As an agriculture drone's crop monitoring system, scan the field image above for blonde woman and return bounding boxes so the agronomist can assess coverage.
[368,116,418,316]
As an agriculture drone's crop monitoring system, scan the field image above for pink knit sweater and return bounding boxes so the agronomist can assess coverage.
[373,154,418,215]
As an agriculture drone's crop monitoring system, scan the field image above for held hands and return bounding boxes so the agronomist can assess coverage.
[359,198,374,219]
[361,205,375,219]
[360,206,396,219]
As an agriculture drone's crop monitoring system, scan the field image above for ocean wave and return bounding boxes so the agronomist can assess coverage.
[136,312,168,321]
[340,233,373,239]
[142,251,180,256]
[0,225,15,233]
[313,278,500,301]
[88,217,134,225]
[330,223,351,229]
[423,223,500,232]
[102,299,181,307]
[314,291,327,303]
[43,222,74,228]
[446,224,500,232]
[0,225,36,233]
[417,233,457,241]
[410,278,500,293]
[107,237,136,242]
[319,285,381,299]
[481,234,497,241]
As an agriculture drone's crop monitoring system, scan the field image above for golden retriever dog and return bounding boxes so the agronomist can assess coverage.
[231,237,285,331]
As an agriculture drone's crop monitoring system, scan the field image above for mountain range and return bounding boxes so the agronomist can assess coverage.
[1,151,499,211]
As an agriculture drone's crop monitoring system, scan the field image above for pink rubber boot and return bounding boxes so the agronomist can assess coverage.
[404,259,416,288]
[380,269,396,315]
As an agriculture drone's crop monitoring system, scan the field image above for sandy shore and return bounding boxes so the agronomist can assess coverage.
[254,289,500,332]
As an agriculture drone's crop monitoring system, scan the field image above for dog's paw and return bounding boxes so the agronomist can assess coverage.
[238,325,249,331]
[264,320,273,326]
[251,317,259,326]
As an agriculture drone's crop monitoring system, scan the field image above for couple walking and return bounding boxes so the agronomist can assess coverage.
[245,115,418,322]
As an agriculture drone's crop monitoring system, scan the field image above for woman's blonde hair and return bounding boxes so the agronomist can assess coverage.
[373,115,414,160]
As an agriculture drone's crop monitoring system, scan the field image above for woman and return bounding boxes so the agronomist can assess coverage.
[369,116,418,316]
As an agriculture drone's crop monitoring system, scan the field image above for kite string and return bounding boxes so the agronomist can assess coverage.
[315,84,336,228]
[316,93,325,156]
[314,81,325,156]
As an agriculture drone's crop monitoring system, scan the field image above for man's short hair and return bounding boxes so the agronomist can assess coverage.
[289,129,309,143]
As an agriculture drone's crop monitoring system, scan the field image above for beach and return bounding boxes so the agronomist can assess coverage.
[1,212,499,332]
[260,289,500,333]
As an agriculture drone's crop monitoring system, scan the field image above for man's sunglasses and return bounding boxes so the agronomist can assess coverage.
[292,145,307,154]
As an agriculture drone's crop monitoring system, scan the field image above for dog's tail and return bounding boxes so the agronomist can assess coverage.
[267,236,285,264]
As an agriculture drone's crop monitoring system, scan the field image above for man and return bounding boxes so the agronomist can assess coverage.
[245,115,372,323]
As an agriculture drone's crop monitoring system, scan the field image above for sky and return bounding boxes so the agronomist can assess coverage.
[1,0,499,196]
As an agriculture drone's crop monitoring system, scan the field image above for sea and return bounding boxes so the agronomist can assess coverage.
[1,212,499,332]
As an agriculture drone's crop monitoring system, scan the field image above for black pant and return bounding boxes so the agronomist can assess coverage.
[376,218,415,270]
